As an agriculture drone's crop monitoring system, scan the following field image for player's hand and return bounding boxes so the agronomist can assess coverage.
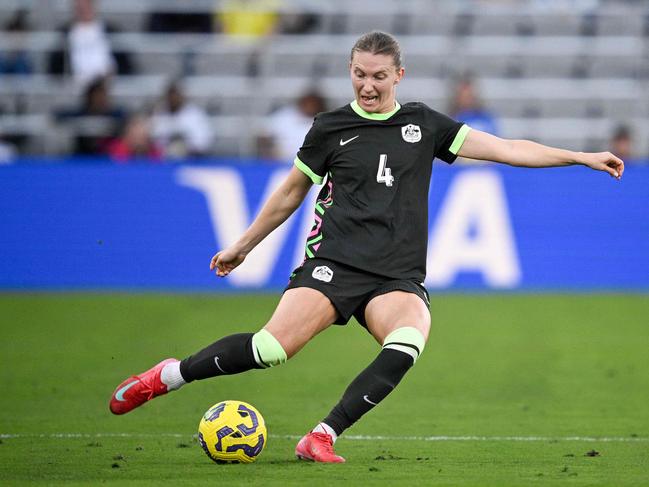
[210,246,246,277]
[580,151,625,180]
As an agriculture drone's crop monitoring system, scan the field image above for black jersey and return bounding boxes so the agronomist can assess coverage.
[294,100,469,282]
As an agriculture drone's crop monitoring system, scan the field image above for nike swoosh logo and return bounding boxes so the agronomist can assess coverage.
[339,135,359,146]
[115,380,139,401]
[214,356,226,374]
[363,395,378,406]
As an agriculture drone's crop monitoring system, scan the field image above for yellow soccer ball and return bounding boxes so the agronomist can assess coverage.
[198,400,267,463]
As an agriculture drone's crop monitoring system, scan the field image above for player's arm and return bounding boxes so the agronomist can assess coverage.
[457,128,624,180]
[210,166,313,277]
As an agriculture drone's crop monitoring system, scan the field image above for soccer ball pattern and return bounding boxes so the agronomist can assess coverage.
[198,400,267,463]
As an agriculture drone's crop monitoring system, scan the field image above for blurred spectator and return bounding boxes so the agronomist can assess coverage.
[147,11,213,33]
[448,75,499,136]
[0,9,33,75]
[47,0,135,87]
[609,124,634,162]
[257,89,326,162]
[55,76,127,156]
[151,81,212,159]
[107,114,162,163]
[277,11,320,34]
[216,0,281,37]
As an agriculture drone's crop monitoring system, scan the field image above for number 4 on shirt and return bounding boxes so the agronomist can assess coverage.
[377,154,394,187]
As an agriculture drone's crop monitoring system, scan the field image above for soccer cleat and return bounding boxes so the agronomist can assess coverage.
[109,358,178,415]
[295,432,345,463]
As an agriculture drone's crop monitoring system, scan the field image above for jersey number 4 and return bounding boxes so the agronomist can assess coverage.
[376,154,394,187]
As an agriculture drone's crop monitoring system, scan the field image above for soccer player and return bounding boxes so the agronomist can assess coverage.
[109,31,624,463]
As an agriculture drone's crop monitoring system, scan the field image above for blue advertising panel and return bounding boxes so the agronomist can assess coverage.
[0,161,647,291]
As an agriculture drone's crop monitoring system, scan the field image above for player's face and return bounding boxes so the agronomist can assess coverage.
[350,51,404,114]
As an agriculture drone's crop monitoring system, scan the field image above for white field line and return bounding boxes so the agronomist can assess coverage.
[1,433,647,443]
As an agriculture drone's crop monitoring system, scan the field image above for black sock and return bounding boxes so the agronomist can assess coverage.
[322,349,414,436]
[179,333,263,382]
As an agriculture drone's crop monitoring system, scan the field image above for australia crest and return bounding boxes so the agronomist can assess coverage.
[401,124,421,143]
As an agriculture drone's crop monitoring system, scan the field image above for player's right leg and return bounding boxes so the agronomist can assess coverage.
[109,287,337,415]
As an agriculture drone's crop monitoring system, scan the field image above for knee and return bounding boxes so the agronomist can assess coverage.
[251,329,287,368]
[382,326,427,364]
[415,321,431,342]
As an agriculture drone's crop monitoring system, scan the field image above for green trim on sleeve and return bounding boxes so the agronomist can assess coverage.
[294,157,324,185]
[449,124,471,155]
[350,100,401,120]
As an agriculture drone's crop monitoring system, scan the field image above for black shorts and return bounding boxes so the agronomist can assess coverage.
[284,257,430,328]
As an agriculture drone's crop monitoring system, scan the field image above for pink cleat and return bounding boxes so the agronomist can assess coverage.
[109,358,178,415]
[295,432,345,463]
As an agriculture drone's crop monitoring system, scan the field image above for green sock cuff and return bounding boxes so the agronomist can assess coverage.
[382,327,426,363]
[252,329,287,368]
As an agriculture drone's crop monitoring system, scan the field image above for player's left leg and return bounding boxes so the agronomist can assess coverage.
[304,291,429,457]
[364,290,430,343]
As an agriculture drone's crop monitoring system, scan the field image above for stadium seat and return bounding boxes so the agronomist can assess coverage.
[1,1,648,157]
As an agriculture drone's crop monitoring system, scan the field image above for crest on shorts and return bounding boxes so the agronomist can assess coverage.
[401,124,421,143]
[312,265,333,283]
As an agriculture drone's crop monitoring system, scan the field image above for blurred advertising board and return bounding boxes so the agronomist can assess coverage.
[1,160,647,291]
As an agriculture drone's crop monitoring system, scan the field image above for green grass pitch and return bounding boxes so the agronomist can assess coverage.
[1,293,648,486]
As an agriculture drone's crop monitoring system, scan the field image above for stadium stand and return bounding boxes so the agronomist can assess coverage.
[0,0,647,159]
